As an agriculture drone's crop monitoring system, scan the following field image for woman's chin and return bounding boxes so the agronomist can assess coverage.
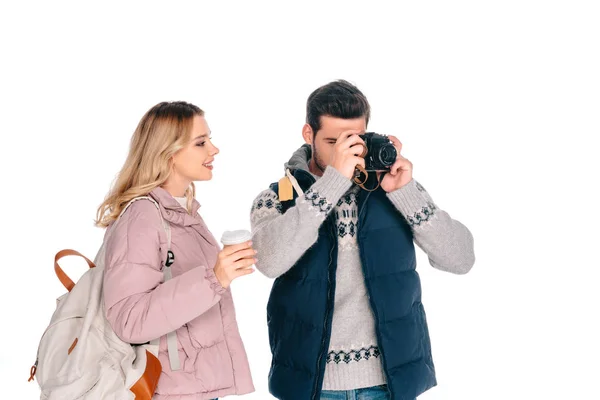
[195,171,213,182]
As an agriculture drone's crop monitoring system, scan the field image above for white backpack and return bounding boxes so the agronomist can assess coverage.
[29,197,181,400]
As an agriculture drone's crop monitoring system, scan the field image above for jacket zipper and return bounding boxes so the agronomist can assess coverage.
[357,191,394,399]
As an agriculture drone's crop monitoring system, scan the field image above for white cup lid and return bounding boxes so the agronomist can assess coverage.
[221,229,253,245]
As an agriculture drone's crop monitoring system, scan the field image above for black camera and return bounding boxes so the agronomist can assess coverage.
[358,132,397,171]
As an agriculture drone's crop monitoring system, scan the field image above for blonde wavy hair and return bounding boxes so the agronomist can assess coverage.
[96,101,204,227]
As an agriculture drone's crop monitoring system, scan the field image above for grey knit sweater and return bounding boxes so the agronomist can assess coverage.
[250,145,475,391]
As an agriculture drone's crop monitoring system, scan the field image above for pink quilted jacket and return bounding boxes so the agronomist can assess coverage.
[103,187,254,399]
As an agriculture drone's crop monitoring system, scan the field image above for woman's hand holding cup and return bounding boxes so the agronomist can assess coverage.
[214,230,256,288]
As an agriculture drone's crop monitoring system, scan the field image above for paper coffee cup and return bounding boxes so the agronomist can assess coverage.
[221,230,253,246]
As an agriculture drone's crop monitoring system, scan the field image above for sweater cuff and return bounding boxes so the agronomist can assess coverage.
[309,166,353,205]
[386,179,437,227]
[205,266,227,295]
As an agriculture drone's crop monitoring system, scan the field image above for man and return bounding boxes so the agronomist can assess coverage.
[250,80,475,400]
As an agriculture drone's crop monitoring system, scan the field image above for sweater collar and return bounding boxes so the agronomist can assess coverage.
[284,144,321,180]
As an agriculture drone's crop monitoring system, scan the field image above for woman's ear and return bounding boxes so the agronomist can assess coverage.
[302,123,313,145]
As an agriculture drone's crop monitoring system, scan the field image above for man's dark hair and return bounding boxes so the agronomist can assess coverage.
[306,79,371,135]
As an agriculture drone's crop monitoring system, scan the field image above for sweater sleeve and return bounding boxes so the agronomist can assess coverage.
[102,200,226,344]
[386,179,476,274]
[250,166,353,278]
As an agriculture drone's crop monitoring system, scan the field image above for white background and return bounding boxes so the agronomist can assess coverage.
[1,1,599,399]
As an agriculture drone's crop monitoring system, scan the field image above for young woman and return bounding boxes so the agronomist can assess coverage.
[96,101,255,399]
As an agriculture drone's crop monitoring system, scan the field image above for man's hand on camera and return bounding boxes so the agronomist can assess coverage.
[330,131,366,180]
[380,135,413,192]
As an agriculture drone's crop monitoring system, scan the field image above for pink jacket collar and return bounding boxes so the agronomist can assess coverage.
[148,187,203,227]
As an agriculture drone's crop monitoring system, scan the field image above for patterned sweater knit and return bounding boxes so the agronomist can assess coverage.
[250,145,475,390]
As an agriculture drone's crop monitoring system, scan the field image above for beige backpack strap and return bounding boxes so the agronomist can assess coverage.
[54,196,181,371]
[124,197,180,371]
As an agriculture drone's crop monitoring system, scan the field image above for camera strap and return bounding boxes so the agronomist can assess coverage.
[353,165,383,192]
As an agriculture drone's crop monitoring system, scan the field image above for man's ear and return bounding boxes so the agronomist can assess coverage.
[302,123,314,145]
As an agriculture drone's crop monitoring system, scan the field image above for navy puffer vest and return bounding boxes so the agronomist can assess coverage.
[266,169,436,400]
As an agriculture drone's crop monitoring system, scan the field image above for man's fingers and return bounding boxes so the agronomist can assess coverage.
[348,144,366,157]
[353,156,366,168]
[335,131,356,146]
[339,132,365,150]
[388,135,402,153]
[390,156,411,175]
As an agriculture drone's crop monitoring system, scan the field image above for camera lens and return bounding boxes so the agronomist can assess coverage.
[378,144,397,167]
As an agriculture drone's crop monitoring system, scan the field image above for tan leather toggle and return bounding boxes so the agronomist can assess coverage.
[28,364,37,382]
[278,176,294,201]
[68,338,78,355]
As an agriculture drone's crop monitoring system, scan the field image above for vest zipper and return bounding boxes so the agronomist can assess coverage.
[357,191,394,399]
[311,214,338,400]
[292,169,338,400]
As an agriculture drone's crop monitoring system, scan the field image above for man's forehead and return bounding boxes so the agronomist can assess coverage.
[320,116,367,134]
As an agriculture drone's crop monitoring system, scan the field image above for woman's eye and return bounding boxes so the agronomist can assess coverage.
[197,142,206,147]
